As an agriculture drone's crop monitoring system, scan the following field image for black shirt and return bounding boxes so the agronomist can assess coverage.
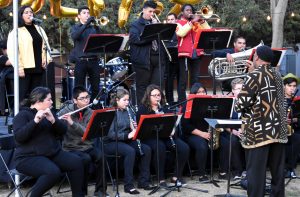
[0,55,8,73]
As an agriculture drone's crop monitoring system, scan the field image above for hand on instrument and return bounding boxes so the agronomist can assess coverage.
[44,108,55,124]
[246,60,255,73]
[86,16,95,25]
[226,53,234,64]
[60,114,74,125]
[200,131,211,140]
[128,130,136,139]
[232,129,243,139]
[34,110,46,123]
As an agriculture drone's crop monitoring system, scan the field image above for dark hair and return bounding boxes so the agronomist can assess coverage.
[143,1,157,9]
[78,5,89,14]
[21,87,51,107]
[283,77,298,86]
[141,84,166,111]
[190,83,207,94]
[18,6,35,27]
[234,36,246,43]
[110,88,130,107]
[0,40,7,49]
[73,86,88,99]
[166,13,177,19]
[181,4,195,13]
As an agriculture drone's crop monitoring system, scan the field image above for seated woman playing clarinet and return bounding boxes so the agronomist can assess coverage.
[105,88,153,195]
[136,84,190,186]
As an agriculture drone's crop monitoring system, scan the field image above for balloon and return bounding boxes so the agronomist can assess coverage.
[169,3,182,15]
[49,0,78,17]
[170,0,202,4]
[0,0,12,8]
[21,0,45,13]
[118,0,133,28]
[155,1,164,15]
[88,0,105,17]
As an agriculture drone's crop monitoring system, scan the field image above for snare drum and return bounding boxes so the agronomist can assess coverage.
[106,57,128,80]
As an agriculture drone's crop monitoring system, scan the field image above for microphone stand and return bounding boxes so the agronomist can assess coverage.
[167,97,195,111]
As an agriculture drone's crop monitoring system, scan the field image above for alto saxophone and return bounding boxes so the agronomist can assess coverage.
[208,128,223,150]
[127,107,144,156]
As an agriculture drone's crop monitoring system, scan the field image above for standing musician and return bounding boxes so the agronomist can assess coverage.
[136,84,190,186]
[70,5,101,102]
[176,4,210,103]
[13,87,84,197]
[282,73,300,178]
[211,36,247,91]
[219,78,245,180]
[235,45,287,197]
[129,0,166,105]
[7,5,52,102]
[181,82,210,182]
[105,88,153,195]
[164,13,179,105]
[57,86,108,197]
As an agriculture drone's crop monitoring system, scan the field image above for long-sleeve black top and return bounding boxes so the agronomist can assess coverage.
[70,23,101,60]
[107,109,131,141]
[13,107,67,162]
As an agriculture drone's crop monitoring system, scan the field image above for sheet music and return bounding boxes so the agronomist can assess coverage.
[171,114,182,136]
[217,119,242,125]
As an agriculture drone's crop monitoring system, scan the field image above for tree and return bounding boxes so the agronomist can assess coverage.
[271,0,288,48]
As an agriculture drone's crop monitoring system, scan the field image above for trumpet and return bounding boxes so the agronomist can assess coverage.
[94,16,109,26]
[189,5,220,21]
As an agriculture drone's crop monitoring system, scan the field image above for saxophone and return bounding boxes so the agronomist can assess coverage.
[208,128,223,150]
[127,107,144,156]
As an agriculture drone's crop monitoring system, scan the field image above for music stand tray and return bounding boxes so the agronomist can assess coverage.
[83,34,124,54]
[140,23,177,41]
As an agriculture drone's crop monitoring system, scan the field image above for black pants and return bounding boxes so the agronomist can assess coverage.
[165,60,179,104]
[143,137,190,180]
[104,140,151,190]
[184,135,208,176]
[70,147,106,195]
[285,133,300,170]
[178,57,201,103]
[245,143,285,197]
[75,59,100,101]
[0,67,13,113]
[16,150,84,197]
[19,72,44,102]
[133,54,165,105]
[219,132,245,175]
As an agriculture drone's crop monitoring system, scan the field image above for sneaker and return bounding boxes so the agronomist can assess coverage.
[218,172,227,180]
[291,170,297,178]
[124,187,140,195]
[199,175,209,182]
[137,184,155,191]
[94,191,110,197]
[233,175,242,181]
[170,178,187,187]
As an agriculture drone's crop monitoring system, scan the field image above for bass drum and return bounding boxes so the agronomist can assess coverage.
[107,57,128,81]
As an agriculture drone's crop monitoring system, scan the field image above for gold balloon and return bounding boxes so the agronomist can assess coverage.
[49,0,77,17]
[88,0,105,17]
[118,0,133,28]
[169,3,182,15]
[155,1,164,15]
[170,0,203,4]
[21,0,45,13]
[0,0,12,9]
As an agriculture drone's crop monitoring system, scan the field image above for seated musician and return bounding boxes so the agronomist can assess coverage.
[283,73,300,178]
[136,84,190,186]
[219,78,245,180]
[181,82,210,182]
[211,36,247,91]
[0,40,13,115]
[57,86,108,197]
[105,88,153,195]
[13,87,84,197]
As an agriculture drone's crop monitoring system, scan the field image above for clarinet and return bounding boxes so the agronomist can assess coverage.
[157,102,176,149]
[127,107,144,156]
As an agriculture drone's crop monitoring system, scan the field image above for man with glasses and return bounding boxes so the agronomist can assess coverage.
[58,86,108,197]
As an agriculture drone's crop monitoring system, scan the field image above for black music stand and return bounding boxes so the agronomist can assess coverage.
[194,29,233,94]
[82,108,116,196]
[140,24,176,89]
[133,113,177,195]
[185,95,234,187]
[83,34,124,107]
[205,118,245,197]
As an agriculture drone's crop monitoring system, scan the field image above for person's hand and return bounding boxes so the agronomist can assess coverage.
[42,60,47,69]
[191,15,201,24]
[44,108,55,124]
[86,16,95,25]
[226,53,234,64]
[200,131,211,140]
[232,129,243,139]
[246,60,255,73]
[34,110,46,123]
[60,114,73,125]
[19,69,25,77]
[128,130,136,139]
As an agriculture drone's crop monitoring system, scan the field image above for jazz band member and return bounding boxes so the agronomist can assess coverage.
[7,6,52,102]
[13,87,84,197]
[70,5,101,102]
[235,45,287,197]
[137,84,190,186]
[176,4,210,103]
[105,88,153,194]
[283,73,300,179]
[57,86,107,196]
[129,0,166,105]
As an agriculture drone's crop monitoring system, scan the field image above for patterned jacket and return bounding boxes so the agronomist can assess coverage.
[235,64,288,148]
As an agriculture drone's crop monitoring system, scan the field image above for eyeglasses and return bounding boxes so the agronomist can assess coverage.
[77,95,91,101]
[150,94,161,97]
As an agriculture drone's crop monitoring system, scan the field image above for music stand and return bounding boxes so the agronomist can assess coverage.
[185,95,234,187]
[194,29,233,94]
[133,113,177,195]
[140,23,176,89]
[82,108,116,196]
[205,118,245,197]
[83,34,124,107]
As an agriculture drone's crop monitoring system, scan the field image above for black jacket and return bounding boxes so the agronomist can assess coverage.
[211,48,235,58]
[13,107,67,162]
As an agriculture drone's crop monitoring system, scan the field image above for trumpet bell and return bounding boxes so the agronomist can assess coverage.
[96,16,109,26]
